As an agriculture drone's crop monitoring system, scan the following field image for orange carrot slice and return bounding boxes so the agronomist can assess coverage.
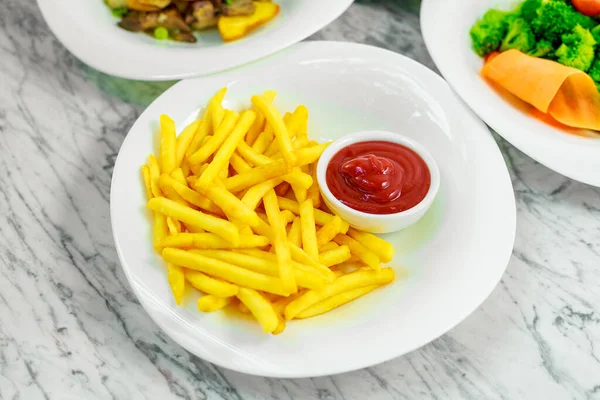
[481,49,600,131]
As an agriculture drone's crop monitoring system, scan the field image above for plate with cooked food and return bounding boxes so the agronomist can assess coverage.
[110,41,516,377]
[421,0,600,187]
[37,0,353,80]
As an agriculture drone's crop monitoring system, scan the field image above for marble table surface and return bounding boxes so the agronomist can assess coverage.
[1,0,600,399]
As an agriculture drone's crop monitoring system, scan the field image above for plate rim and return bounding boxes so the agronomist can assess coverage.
[37,0,354,80]
[110,40,517,378]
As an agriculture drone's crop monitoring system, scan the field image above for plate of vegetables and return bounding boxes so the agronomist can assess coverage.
[421,0,600,187]
[37,0,354,80]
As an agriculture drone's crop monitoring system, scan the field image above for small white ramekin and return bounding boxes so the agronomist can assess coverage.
[316,131,440,234]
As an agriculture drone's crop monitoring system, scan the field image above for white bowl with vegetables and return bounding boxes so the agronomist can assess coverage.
[421,0,600,187]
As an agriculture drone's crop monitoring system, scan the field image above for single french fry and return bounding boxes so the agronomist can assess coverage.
[153,213,168,251]
[141,165,153,200]
[297,108,309,141]
[284,268,395,320]
[347,228,395,263]
[271,142,328,166]
[319,241,339,253]
[193,184,260,227]
[166,217,181,235]
[241,178,282,210]
[175,120,201,168]
[246,90,276,146]
[167,263,185,305]
[147,197,239,245]
[272,315,286,335]
[197,295,232,312]
[201,250,326,290]
[291,182,307,203]
[212,102,225,134]
[236,288,279,333]
[185,224,205,233]
[230,152,252,174]
[237,140,272,166]
[219,163,229,180]
[188,110,238,165]
[239,226,254,236]
[198,110,256,187]
[148,155,162,198]
[187,88,227,158]
[160,115,177,174]
[263,190,297,294]
[287,217,302,248]
[334,234,381,271]
[162,248,289,296]
[306,163,321,208]
[184,270,239,297]
[225,158,289,192]
[295,285,379,319]
[316,216,343,248]
[283,169,313,190]
[299,199,319,261]
[318,245,351,267]
[252,95,296,167]
[159,233,269,249]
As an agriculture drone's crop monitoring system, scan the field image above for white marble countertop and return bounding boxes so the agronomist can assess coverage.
[1,0,600,399]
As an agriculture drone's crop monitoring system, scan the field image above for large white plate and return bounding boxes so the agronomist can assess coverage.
[110,41,516,378]
[421,0,600,187]
[37,0,353,80]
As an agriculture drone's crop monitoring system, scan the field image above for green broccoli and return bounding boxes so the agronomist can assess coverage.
[555,25,597,71]
[587,57,600,83]
[527,39,555,57]
[470,9,517,57]
[500,17,536,52]
[591,25,600,43]
[531,0,596,45]
[519,0,542,23]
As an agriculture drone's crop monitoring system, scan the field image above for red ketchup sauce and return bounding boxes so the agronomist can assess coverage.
[325,141,431,214]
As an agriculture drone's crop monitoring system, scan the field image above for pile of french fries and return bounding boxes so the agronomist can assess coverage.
[140,88,396,334]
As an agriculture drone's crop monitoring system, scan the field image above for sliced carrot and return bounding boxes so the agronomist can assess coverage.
[481,49,600,131]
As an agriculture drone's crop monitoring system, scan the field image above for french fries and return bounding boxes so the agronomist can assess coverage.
[140,88,397,334]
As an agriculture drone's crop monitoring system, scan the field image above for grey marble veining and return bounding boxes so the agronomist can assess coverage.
[0,0,599,399]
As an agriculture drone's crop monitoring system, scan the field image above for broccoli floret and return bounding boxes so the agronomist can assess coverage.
[519,0,542,22]
[591,25,600,43]
[470,9,517,57]
[531,1,596,45]
[527,39,555,57]
[500,17,536,52]
[555,25,596,71]
[588,57,600,83]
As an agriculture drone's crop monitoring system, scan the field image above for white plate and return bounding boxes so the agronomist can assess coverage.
[421,0,600,187]
[110,41,516,378]
[37,0,353,80]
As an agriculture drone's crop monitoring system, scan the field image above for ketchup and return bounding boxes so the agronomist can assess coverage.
[326,141,430,214]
